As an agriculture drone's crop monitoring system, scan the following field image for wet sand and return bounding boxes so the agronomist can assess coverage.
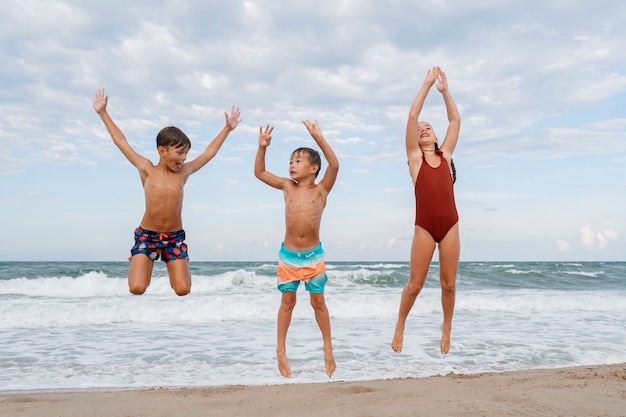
[1,363,624,417]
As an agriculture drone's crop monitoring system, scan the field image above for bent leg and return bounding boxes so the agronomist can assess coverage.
[310,292,336,377]
[166,258,192,296]
[392,226,436,353]
[128,254,154,295]
[277,291,296,377]
[438,223,460,354]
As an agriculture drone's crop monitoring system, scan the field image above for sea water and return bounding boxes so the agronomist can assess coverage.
[0,261,624,393]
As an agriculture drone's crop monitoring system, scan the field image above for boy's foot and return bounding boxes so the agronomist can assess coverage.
[440,324,451,354]
[324,346,336,377]
[277,351,291,378]
[391,325,404,353]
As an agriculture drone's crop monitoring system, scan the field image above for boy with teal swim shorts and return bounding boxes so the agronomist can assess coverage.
[254,120,339,378]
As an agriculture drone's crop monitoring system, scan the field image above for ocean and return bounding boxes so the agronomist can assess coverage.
[1,261,624,393]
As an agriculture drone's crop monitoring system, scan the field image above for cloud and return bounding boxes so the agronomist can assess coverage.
[334,137,363,145]
[556,240,571,252]
[213,243,227,253]
[384,238,397,250]
[580,225,618,250]
[3,1,626,262]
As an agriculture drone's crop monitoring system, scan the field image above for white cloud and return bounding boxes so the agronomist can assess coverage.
[556,240,571,252]
[2,1,626,261]
[213,243,227,253]
[580,225,618,250]
[384,238,397,250]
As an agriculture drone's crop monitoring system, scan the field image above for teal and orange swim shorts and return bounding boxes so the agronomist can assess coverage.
[276,242,328,294]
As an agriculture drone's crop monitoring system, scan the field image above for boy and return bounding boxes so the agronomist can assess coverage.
[254,120,339,378]
[92,88,241,296]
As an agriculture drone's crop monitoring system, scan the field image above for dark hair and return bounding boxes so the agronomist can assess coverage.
[435,142,457,184]
[156,126,191,150]
[292,147,322,177]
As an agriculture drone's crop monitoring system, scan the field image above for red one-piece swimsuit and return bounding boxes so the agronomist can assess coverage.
[414,150,458,243]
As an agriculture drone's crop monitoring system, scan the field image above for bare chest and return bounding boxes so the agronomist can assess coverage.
[285,187,325,213]
[143,173,185,198]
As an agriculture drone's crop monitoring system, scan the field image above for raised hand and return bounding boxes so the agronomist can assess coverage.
[302,119,323,140]
[423,66,441,88]
[93,88,108,114]
[225,106,242,130]
[436,69,449,93]
[259,125,274,147]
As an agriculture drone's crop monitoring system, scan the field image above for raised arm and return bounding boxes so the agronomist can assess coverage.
[406,68,440,165]
[93,88,152,172]
[183,106,241,176]
[436,70,461,159]
[254,125,290,190]
[302,120,339,193]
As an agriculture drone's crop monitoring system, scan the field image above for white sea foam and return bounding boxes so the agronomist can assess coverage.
[562,270,605,278]
[1,261,625,392]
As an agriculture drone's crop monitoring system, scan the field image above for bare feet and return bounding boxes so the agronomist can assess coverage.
[440,324,451,354]
[277,350,291,378]
[324,346,336,377]
[391,324,404,353]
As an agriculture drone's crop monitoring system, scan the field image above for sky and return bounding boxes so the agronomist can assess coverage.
[1,0,625,262]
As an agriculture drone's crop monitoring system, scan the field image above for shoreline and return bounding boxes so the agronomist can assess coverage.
[1,363,624,417]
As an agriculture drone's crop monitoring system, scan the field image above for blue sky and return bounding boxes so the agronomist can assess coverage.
[1,0,624,262]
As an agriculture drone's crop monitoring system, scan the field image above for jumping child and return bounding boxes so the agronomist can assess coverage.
[254,120,339,377]
[391,67,461,354]
[93,88,240,296]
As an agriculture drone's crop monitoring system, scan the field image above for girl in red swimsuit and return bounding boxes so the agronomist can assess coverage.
[392,67,461,355]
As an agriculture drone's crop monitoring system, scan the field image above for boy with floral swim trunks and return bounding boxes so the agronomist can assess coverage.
[254,120,339,378]
[93,88,240,296]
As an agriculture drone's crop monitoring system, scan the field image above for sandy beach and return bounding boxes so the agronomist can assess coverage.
[1,363,624,417]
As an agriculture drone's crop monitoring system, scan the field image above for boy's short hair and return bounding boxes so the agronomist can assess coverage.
[292,147,322,177]
[156,126,191,149]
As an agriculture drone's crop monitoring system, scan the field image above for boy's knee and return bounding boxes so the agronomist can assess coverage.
[174,285,191,296]
[281,293,297,309]
[168,271,191,296]
[309,294,326,310]
[129,284,147,295]
[170,278,191,296]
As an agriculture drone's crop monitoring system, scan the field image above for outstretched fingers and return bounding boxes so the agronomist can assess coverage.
[436,69,449,92]
[258,125,274,147]
[225,105,242,129]
[423,66,440,85]
[302,119,322,138]
[92,88,108,113]
[261,124,274,135]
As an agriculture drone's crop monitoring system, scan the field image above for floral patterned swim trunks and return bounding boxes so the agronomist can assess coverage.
[130,227,189,262]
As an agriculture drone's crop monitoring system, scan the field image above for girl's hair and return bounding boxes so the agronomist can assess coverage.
[291,147,322,177]
[435,142,457,184]
[156,126,191,149]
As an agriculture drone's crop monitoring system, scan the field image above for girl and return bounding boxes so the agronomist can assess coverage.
[391,67,461,355]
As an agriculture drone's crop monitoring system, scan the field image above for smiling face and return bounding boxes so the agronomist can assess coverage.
[417,121,438,148]
[159,145,189,172]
